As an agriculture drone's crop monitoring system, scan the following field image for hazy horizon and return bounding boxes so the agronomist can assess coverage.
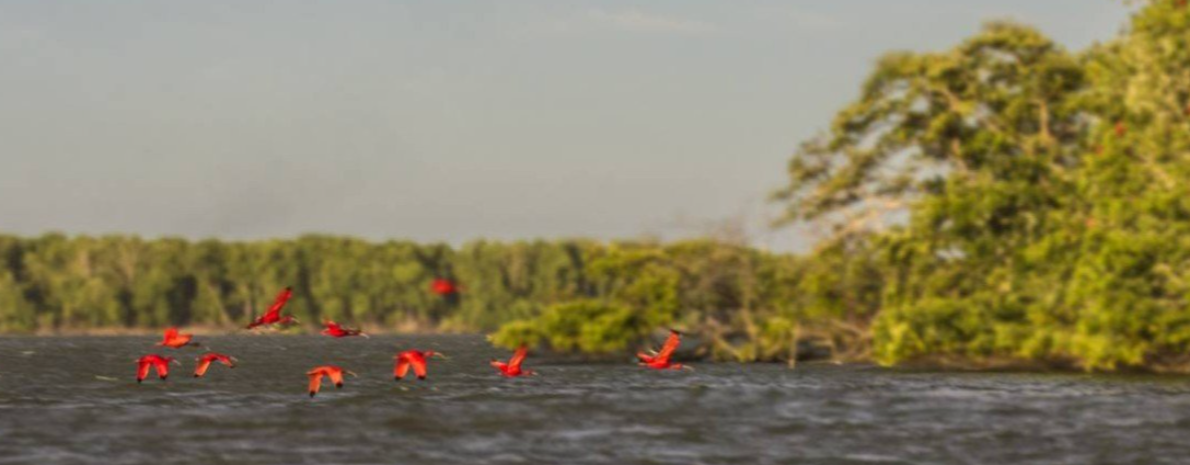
[0,1,1128,251]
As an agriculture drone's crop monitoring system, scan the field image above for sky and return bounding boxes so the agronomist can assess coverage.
[0,1,1129,251]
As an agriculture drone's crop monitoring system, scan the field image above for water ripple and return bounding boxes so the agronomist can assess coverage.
[3,335,1190,465]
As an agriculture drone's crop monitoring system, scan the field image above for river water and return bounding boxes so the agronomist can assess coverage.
[2,335,1189,465]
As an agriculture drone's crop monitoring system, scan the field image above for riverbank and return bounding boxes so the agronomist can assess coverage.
[22,321,446,337]
[15,326,1190,375]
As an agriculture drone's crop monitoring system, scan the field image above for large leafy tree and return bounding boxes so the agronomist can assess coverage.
[776,0,1190,370]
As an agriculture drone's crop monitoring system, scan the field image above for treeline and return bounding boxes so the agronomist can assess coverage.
[0,233,600,332]
[0,234,876,363]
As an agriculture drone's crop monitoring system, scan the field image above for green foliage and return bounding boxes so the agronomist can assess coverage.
[491,300,648,355]
[776,0,1190,371]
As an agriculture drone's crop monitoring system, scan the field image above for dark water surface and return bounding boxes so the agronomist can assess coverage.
[3,335,1190,465]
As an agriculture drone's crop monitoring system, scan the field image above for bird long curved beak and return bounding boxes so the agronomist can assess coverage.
[681,365,695,371]
[172,360,182,366]
[433,352,449,360]
[346,371,358,377]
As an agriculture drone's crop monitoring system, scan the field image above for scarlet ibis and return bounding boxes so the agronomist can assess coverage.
[393,350,446,381]
[135,354,180,383]
[307,365,356,397]
[157,327,201,349]
[194,353,237,378]
[321,320,368,338]
[491,345,535,377]
[430,278,459,296]
[246,287,299,329]
[637,329,690,370]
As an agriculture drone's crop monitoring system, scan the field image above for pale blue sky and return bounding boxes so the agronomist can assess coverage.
[0,1,1128,250]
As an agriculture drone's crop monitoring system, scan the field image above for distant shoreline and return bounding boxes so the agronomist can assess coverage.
[10,327,1190,375]
[13,323,449,337]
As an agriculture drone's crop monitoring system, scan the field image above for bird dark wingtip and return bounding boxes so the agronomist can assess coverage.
[309,392,316,398]
[335,382,343,388]
[417,375,426,380]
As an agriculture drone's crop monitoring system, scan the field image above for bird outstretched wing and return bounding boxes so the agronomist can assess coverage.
[137,359,152,381]
[328,369,345,387]
[654,330,682,363]
[194,358,212,377]
[410,357,428,378]
[395,358,411,379]
[265,287,293,319]
[308,373,323,396]
[509,345,529,370]
[152,359,171,379]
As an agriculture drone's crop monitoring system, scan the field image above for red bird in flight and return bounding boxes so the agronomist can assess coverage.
[430,278,459,296]
[194,353,237,378]
[637,330,690,370]
[393,350,446,381]
[246,287,298,329]
[321,320,368,338]
[491,345,535,377]
[135,354,180,383]
[157,327,201,349]
[307,365,356,397]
